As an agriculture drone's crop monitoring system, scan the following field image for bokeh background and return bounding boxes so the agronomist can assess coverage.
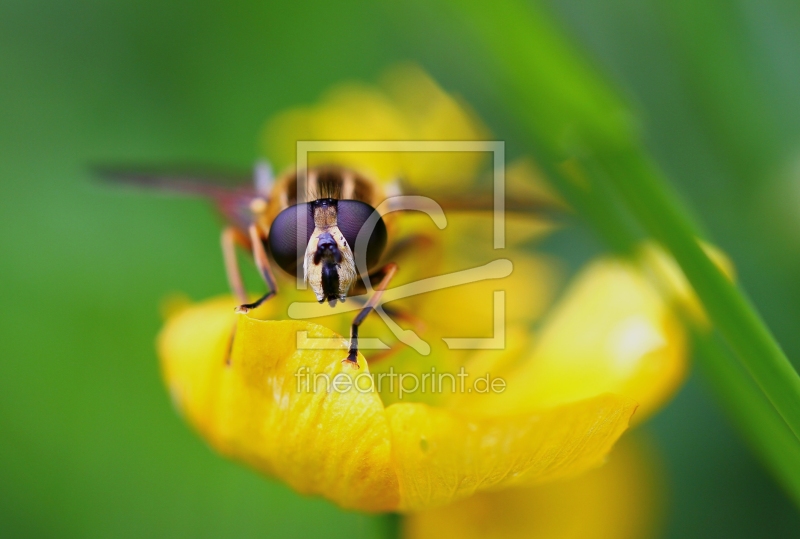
[3,0,800,537]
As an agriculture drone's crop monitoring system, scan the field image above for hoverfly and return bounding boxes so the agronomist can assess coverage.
[101,161,552,367]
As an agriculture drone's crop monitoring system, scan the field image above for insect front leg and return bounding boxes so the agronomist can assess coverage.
[344,263,398,368]
[221,226,249,305]
[235,224,280,313]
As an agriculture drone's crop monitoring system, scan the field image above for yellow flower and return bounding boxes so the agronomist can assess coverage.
[403,437,662,539]
[159,254,685,514]
[157,66,690,514]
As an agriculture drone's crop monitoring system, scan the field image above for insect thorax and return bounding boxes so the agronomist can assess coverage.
[266,165,381,220]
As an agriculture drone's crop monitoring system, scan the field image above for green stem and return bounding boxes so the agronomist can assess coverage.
[377,512,401,539]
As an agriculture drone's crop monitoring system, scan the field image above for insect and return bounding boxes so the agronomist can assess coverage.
[100,161,552,367]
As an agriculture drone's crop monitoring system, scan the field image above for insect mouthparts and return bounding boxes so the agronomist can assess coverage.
[311,231,342,305]
[313,232,342,265]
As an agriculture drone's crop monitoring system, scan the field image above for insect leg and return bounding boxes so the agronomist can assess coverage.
[347,295,426,336]
[235,224,280,313]
[221,226,249,304]
[344,263,398,368]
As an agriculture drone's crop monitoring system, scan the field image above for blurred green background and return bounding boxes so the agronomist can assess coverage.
[2,0,800,537]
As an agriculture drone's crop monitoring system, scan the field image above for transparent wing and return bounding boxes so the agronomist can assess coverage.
[95,164,260,232]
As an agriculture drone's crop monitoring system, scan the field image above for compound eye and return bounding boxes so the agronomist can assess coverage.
[336,200,387,271]
[268,203,314,275]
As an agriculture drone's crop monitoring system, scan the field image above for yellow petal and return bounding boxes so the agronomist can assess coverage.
[387,394,636,511]
[261,64,488,187]
[386,211,561,341]
[403,437,662,539]
[262,85,411,181]
[414,252,560,341]
[159,296,638,512]
[380,64,490,188]
[462,258,687,423]
[159,297,400,512]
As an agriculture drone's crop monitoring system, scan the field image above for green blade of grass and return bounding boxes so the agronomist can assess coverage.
[599,150,800,442]
[693,329,800,507]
